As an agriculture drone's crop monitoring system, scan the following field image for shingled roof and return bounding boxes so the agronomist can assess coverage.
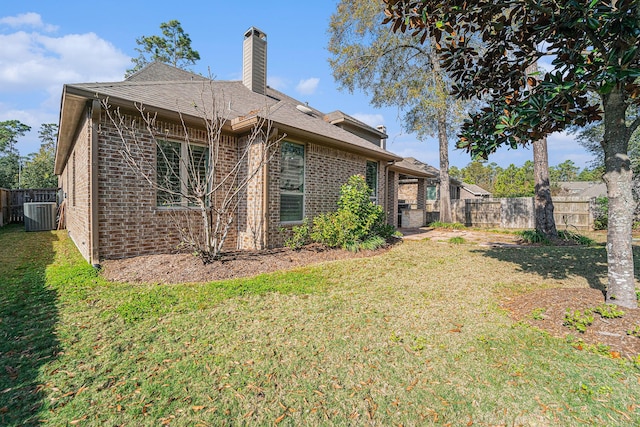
[56,62,401,173]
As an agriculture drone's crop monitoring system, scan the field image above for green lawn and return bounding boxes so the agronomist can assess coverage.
[1,223,639,426]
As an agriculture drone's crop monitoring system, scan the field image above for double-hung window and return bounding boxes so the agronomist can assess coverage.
[280,142,305,222]
[156,140,209,207]
[365,160,379,204]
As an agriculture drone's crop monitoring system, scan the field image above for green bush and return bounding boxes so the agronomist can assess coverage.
[516,229,550,244]
[593,197,608,230]
[310,175,393,251]
[284,218,310,250]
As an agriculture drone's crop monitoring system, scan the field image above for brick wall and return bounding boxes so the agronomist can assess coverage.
[61,106,396,260]
[269,140,371,247]
[237,135,267,250]
[398,181,418,206]
[58,110,92,262]
[96,109,239,260]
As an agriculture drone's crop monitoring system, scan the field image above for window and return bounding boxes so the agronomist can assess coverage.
[157,141,182,206]
[186,144,209,202]
[156,141,209,206]
[426,185,437,201]
[365,160,378,203]
[280,142,305,222]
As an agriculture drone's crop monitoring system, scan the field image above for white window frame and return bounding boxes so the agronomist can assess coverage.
[279,141,305,223]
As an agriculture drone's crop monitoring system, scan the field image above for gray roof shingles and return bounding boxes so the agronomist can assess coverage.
[62,62,400,161]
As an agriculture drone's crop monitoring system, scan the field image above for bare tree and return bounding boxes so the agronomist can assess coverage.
[102,84,284,263]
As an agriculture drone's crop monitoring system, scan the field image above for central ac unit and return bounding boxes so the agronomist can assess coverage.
[24,202,57,232]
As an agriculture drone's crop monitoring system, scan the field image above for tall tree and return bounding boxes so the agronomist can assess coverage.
[0,120,31,189]
[457,160,501,193]
[328,0,473,223]
[126,20,201,78]
[384,0,640,308]
[550,160,580,182]
[493,161,535,198]
[21,124,58,189]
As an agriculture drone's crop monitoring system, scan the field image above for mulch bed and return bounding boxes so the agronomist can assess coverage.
[504,288,640,359]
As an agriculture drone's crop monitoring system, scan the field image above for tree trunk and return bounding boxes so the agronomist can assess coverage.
[526,64,557,238]
[431,52,452,223]
[437,109,452,223]
[602,87,637,308]
[533,137,557,237]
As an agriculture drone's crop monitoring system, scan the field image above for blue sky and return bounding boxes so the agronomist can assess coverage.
[0,0,595,169]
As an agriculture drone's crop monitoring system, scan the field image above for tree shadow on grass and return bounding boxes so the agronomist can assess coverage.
[0,224,59,426]
[472,243,625,295]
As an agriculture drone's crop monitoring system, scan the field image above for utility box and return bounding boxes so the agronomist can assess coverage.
[24,202,57,232]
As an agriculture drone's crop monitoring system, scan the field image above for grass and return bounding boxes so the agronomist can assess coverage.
[428,221,466,230]
[1,223,640,425]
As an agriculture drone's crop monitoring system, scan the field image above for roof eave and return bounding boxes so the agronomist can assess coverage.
[232,115,401,161]
[55,86,89,175]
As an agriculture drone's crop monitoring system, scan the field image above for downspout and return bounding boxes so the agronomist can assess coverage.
[90,99,101,267]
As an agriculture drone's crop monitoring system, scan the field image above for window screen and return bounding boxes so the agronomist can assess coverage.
[280,142,305,221]
[157,140,182,206]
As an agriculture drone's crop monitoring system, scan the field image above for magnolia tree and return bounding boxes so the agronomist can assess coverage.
[383,0,640,307]
[103,87,283,263]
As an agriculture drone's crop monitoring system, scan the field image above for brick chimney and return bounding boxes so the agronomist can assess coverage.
[242,27,267,95]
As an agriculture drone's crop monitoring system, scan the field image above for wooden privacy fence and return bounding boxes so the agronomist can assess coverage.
[422,196,594,231]
[0,188,59,224]
[0,189,9,227]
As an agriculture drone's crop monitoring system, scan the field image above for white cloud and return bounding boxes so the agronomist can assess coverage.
[0,12,58,32]
[295,77,319,95]
[0,16,130,155]
[351,113,385,128]
[0,31,129,94]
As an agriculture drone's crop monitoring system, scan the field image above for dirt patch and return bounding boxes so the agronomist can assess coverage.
[100,228,640,358]
[401,227,523,246]
[101,243,390,285]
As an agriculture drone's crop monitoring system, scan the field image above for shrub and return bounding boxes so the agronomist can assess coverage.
[516,229,549,244]
[593,303,625,319]
[593,197,608,230]
[563,308,594,333]
[557,230,595,246]
[311,175,392,251]
[284,218,310,250]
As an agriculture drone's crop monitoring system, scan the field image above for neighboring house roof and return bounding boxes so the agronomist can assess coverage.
[392,157,438,178]
[556,181,607,198]
[460,182,492,196]
[55,62,401,174]
[125,61,209,82]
